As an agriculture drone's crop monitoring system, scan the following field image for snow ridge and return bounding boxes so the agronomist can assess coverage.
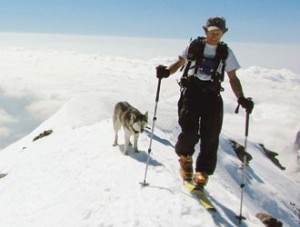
[0,94,299,227]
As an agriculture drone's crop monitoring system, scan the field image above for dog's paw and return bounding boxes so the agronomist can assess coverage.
[123,150,129,155]
[112,142,118,147]
[134,148,139,153]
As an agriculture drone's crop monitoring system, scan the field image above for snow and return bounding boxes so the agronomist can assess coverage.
[0,33,299,226]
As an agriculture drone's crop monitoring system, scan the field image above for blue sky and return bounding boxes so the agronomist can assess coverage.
[0,0,299,44]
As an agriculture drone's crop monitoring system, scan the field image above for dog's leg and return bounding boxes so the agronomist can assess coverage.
[123,130,130,155]
[113,130,118,146]
[133,133,139,152]
[113,120,121,146]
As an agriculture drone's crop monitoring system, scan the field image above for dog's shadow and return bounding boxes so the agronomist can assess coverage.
[116,144,162,167]
[114,127,174,167]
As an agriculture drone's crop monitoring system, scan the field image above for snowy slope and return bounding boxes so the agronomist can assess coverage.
[0,92,299,226]
[0,34,299,226]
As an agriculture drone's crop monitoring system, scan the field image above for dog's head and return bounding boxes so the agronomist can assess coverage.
[131,111,148,133]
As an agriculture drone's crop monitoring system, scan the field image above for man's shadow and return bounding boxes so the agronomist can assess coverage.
[144,127,175,148]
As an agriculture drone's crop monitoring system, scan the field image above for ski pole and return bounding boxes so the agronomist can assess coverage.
[140,78,162,187]
[235,110,250,224]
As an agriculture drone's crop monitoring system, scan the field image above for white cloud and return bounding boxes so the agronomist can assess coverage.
[0,126,12,137]
[0,109,18,124]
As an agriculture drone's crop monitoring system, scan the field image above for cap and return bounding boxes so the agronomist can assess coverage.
[204,16,228,33]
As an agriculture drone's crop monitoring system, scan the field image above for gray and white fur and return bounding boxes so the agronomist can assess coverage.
[113,102,148,155]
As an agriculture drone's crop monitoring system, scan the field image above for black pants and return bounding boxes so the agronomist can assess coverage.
[175,81,223,175]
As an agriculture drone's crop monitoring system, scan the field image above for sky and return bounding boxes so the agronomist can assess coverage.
[0,0,299,44]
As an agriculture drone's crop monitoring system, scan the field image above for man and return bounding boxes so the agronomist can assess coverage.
[156,16,254,187]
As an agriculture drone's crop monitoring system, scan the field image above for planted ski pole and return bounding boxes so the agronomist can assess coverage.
[140,78,162,187]
[235,103,251,224]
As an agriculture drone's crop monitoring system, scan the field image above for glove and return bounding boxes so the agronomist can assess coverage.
[156,65,170,79]
[238,97,254,114]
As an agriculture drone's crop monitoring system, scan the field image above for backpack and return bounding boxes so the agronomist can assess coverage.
[180,37,228,93]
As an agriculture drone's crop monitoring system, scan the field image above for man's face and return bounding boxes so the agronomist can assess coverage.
[205,29,224,45]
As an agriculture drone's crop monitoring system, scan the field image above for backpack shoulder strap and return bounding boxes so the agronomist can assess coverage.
[188,37,206,75]
[215,41,228,82]
[187,36,205,61]
[215,41,228,60]
[181,37,204,80]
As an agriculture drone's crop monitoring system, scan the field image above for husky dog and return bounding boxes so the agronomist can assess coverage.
[113,102,148,155]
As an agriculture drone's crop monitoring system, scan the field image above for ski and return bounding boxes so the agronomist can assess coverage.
[183,180,216,212]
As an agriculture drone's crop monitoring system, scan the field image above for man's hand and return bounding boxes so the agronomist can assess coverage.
[156,65,170,79]
[238,97,254,114]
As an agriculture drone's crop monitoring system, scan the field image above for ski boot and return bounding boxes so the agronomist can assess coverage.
[193,172,209,188]
[178,155,193,181]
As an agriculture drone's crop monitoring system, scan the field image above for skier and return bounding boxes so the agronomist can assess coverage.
[156,16,254,188]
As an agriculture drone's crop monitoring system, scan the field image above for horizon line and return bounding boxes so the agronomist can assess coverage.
[0,31,299,46]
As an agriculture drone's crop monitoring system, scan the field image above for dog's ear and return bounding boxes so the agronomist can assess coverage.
[144,111,148,121]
